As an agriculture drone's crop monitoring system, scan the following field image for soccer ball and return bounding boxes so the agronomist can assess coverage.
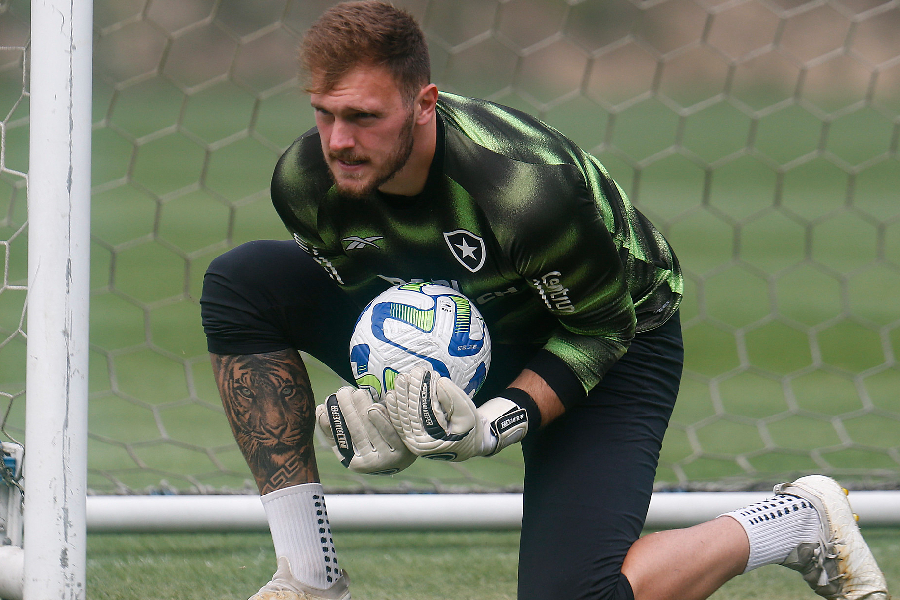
[349,282,491,399]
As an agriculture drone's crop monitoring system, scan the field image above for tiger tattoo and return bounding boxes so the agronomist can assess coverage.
[212,350,318,494]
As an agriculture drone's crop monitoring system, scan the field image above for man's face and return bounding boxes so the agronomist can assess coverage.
[310,65,417,198]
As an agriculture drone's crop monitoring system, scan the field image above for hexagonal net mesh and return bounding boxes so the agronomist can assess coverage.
[0,0,28,497]
[1,0,898,495]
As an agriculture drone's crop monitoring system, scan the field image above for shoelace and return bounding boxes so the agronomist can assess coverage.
[812,540,842,588]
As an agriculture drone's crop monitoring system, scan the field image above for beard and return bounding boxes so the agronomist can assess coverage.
[328,111,416,199]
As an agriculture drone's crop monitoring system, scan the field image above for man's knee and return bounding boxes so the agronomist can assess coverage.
[205,240,292,291]
[201,241,303,355]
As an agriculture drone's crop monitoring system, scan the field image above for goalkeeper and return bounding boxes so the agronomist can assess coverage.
[200,2,890,600]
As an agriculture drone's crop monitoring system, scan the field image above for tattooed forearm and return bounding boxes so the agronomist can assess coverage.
[211,350,319,494]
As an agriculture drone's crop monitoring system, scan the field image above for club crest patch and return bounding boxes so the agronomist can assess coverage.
[443,230,486,273]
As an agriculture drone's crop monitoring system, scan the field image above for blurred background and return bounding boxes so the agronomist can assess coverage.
[1,0,898,494]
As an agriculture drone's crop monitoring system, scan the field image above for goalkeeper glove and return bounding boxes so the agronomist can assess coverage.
[315,385,416,475]
[384,366,537,462]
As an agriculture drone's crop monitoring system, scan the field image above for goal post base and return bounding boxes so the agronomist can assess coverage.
[0,545,23,600]
[0,443,23,548]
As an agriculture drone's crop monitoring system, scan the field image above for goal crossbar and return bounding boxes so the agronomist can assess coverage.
[83,491,900,533]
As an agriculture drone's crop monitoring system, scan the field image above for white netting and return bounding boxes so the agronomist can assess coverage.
[0,1,28,550]
[0,0,28,490]
[1,0,898,494]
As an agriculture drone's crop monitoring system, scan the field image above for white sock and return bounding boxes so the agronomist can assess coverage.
[722,493,822,572]
[261,483,340,589]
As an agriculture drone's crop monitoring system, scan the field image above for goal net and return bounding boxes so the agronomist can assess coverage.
[2,0,899,511]
[0,0,28,548]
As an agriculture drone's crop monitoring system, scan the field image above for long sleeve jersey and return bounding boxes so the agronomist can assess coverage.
[271,92,682,406]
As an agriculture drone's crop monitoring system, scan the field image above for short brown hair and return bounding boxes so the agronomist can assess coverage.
[300,1,431,104]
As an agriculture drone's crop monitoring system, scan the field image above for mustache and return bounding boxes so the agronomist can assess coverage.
[329,149,368,163]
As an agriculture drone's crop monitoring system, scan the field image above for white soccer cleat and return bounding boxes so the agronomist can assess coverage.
[774,475,890,600]
[249,557,351,600]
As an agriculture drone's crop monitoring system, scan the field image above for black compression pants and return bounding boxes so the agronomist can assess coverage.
[200,240,684,600]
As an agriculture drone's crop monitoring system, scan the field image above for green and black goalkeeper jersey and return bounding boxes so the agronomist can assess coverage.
[271,92,682,403]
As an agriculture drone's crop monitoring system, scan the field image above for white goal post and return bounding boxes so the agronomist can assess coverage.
[0,0,93,599]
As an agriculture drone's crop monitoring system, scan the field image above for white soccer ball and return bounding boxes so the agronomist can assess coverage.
[349,283,491,400]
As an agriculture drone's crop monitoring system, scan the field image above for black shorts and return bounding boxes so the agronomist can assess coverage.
[201,240,684,600]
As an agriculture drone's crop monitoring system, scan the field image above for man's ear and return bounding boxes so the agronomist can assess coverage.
[415,84,439,125]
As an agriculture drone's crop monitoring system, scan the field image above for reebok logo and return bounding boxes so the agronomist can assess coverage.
[343,235,383,250]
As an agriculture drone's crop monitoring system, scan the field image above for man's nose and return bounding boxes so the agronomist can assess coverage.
[329,120,355,151]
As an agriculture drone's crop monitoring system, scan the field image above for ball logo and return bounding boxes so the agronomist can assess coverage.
[443,230,486,273]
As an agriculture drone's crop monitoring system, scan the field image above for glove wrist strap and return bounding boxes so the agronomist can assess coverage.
[479,388,541,455]
[497,387,542,432]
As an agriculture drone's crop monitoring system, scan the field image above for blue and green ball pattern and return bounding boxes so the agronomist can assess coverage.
[349,283,491,399]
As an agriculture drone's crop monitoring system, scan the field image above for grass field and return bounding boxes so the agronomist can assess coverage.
[85,528,900,600]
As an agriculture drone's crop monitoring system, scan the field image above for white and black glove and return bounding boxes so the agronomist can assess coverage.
[384,366,537,462]
[315,386,416,475]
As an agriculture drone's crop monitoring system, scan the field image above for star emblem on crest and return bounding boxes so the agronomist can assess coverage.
[443,230,486,273]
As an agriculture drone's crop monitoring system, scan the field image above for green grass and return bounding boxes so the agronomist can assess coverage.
[85,528,900,599]
[86,531,520,600]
